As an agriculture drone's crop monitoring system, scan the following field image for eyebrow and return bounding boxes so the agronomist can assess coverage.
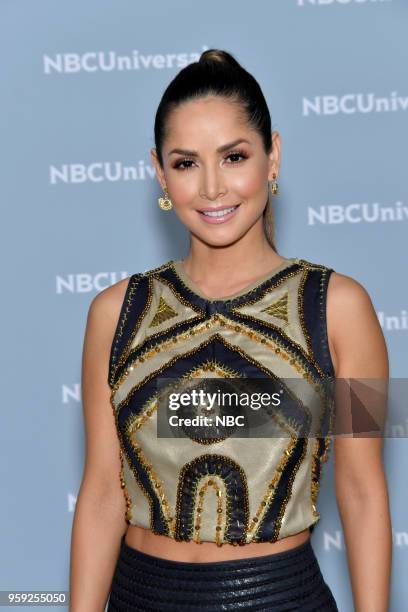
[167,138,252,157]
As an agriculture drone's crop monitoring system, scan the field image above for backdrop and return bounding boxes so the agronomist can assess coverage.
[1,1,406,610]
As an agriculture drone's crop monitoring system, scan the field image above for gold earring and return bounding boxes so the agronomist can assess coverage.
[158,187,173,211]
[270,173,279,196]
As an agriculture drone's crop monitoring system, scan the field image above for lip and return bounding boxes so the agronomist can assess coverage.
[197,204,240,213]
[196,203,240,224]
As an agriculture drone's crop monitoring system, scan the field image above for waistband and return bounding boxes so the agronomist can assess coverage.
[119,533,314,570]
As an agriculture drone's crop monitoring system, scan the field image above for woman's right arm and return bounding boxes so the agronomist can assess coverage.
[69,278,131,612]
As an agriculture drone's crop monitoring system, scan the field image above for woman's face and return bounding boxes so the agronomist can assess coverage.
[151,96,280,248]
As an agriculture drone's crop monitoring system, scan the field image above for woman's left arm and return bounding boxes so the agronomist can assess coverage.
[326,271,392,612]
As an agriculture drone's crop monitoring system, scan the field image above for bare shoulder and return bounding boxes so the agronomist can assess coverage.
[81,276,134,396]
[88,275,131,329]
[325,270,389,378]
[326,269,373,310]
[326,270,378,344]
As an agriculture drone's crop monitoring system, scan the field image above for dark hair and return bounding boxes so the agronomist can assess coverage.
[154,48,277,250]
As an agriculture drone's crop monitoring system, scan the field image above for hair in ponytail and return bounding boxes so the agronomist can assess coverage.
[154,48,277,251]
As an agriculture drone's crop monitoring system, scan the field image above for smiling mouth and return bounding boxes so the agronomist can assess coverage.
[198,204,240,218]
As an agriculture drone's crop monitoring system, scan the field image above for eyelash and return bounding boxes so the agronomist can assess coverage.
[173,149,248,171]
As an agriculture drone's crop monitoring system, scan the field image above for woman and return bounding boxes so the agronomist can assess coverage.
[69,49,392,611]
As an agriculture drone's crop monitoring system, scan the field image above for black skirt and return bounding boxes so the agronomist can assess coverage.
[107,534,338,611]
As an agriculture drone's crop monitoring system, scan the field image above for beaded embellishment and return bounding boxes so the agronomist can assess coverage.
[109,257,336,545]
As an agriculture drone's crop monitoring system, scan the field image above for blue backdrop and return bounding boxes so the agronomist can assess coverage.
[1,1,406,610]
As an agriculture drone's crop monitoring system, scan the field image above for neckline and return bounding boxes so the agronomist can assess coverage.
[170,256,298,302]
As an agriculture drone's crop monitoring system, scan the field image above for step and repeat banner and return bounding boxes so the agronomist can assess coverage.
[1,1,406,610]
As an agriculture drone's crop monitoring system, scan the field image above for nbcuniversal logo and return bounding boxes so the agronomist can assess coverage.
[43,46,209,75]
[302,92,408,116]
[56,272,128,294]
[307,201,407,225]
[49,161,155,184]
[377,310,408,332]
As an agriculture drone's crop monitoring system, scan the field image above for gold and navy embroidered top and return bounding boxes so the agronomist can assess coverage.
[108,257,336,546]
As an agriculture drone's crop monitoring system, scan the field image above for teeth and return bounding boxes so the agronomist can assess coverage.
[201,205,237,217]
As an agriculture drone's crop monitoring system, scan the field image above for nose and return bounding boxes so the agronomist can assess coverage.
[199,165,227,201]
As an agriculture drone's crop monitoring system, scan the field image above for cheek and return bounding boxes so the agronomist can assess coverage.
[233,170,266,199]
[166,175,197,206]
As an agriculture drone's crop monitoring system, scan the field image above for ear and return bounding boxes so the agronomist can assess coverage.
[267,131,281,180]
[150,148,167,191]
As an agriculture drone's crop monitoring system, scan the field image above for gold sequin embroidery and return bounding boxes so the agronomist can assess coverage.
[108,257,336,544]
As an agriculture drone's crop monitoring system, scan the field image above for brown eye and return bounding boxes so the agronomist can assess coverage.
[225,150,248,164]
[174,158,195,170]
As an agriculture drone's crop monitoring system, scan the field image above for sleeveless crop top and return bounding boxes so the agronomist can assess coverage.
[108,256,336,546]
